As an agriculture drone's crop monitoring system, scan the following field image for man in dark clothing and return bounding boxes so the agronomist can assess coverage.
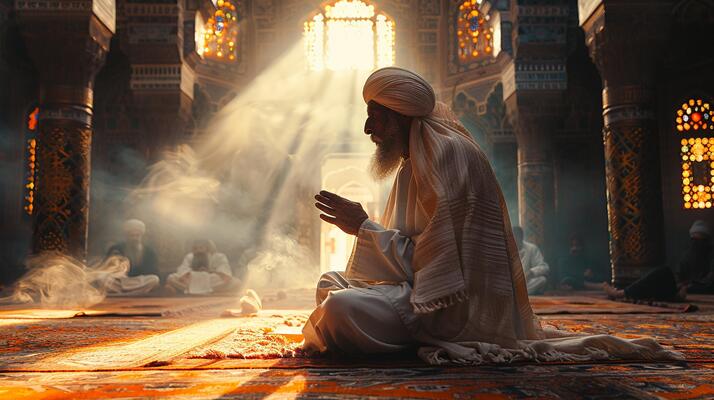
[104,219,161,295]
[678,220,714,294]
[558,235,601,290]
[604,220,713,301]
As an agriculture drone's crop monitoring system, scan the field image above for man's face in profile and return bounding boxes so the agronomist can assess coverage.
[364,101,405,180]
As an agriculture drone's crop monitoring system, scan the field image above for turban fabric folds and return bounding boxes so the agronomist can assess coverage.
[363,67,436,117]
[123,219,146,235]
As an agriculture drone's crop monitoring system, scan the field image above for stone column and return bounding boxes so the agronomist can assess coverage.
[506,92,561,252]
[16,3,115,259]
[503,1,569,256]
[581,1,669,286]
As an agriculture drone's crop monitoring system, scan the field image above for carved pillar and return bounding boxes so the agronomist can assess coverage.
[16,2,115,259]
[503,1,569,257]
[123,1,194,160]
[122,1,193,272]
[581,1,669,286]
[506,92,561,252]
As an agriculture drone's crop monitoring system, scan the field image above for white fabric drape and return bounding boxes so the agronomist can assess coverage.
[346,66,683,364]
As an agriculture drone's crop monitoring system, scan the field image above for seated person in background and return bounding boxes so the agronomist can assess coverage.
[679,220,714,294]
[513,226,549,295]
[165,239,240,295]
[604,220,714,301]
[558,234,602,290]
[104,219,160,295]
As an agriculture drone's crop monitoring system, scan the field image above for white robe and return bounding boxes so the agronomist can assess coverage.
[519,241,549,295]
[302,161,683,364]
[105,275,160,296]
[167,252,237,294]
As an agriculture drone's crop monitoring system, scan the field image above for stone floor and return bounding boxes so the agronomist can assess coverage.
[0,289,712,399]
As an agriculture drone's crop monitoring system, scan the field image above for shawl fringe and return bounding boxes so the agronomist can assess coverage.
[412,288,469,314]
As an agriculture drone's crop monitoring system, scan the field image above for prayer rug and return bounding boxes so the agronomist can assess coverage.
[181,312,713,366]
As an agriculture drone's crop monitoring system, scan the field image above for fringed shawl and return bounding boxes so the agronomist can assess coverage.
[361,67,541,345]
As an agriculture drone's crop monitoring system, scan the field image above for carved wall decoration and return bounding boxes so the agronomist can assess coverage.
[33,121,92,256]
[518,162,550,248]
[602,123,664,283]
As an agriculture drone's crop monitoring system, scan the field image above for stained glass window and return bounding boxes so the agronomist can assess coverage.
[24,107,39,216]
[198,0,239,62]
[678,98,714,209]
[457,0,493,62]
[304,0,395,71]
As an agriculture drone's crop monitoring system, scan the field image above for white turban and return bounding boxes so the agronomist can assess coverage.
[123,219,146,234]
[363,67,436,117]
[690,220,711,237]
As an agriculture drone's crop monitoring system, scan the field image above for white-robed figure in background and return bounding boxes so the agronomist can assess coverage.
[513,225,550,295]
[166,239,240,295]
[301,67,682,365]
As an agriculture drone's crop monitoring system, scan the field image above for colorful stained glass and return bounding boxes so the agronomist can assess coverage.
[24,107,39,216]
[678,98,714,209]
[457,0,493,62]
[199,0,239,62]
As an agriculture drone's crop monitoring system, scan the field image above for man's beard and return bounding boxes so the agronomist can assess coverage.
[125,241,144,265]
[370,124,405,181]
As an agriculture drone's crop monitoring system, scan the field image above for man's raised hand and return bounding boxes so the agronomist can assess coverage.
[314,190,369,236]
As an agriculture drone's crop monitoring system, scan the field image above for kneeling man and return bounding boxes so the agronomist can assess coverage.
[302,67,681,365]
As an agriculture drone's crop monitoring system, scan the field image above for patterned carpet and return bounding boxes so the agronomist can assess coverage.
[543,314,714,361]
[0,318,188,369]
[0,294,713,399]
[2,363,713,399]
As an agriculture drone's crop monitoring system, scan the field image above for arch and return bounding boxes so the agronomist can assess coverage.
[677,97,714,209]
[303,0,395,71]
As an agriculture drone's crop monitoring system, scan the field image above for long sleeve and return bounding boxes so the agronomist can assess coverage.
[527,244,550,277]
[521,243,550,277]
[210,253,233,276]
[176,254,193,276]
[345,219,415,284]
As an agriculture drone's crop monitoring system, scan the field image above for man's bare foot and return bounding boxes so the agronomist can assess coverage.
[677,284,688,301]
[602,282,625,299]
